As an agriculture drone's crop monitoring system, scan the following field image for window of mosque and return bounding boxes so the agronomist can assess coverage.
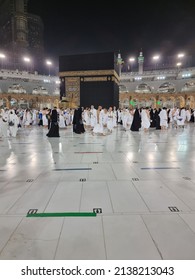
[181,81,195,92]
[135,83,152,93]
[157,82,176,93]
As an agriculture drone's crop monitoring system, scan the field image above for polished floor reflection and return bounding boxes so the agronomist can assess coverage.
[0,124,195,260]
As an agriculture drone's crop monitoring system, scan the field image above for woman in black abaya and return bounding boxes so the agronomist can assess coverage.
[154,108,161,130]
[46,107,60,137]
[130,108,141,131]
[73,107,85,134]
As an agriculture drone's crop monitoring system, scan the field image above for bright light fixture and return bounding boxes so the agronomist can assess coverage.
[129,57,135,62]
[153,55,160,60]
[0,53,6,58]
[178,53,185,58]
[46,60,52,65]
[24,57,30,62]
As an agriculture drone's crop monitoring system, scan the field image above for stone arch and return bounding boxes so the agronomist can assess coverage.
[120,98,129,108]
[145,97,156,108]
[40,98,52,109]
[175,96,185,108]
[28,98,35,109]
[18,98,29,109]
[138,97,148,108]
[185,95,195,109]
[45,99,52,109]
[157,96,167,107]
[53,99,59,108]
[0,97,9,108]
[162,96,175,108]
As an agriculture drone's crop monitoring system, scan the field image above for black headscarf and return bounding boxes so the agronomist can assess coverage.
[51,108,58,123]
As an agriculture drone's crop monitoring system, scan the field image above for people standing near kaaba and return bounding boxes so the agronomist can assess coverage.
[159,107,168,130]
[38,109,43,126]
[130,107,141,131]
[141,107,151,132]
[92,106,105,136]
[176,107,186,128]
[169,107,178,128]
[8,109,20,137]
[58,109,66,128]
[149,108,156,128]
[102,108,108,127]
[154,108,161,130]
[42,108,48,128]
[117,108,122,124]
[113,106,117,128]
[107,106,114,133]
[122,108,130,131]
[186,108,191,123]
[73,107,85,134]
[46,108,51,129]
[167,108,171,124]
[190,109,194,122]
[83,107,91,129]
[0,108,9,137]
[89,105,97,129]
[46,107,60,137]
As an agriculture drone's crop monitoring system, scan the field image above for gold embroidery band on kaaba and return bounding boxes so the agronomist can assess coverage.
[59,69,120,82]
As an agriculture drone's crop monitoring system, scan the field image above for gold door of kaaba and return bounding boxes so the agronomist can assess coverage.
[65,77,80,108]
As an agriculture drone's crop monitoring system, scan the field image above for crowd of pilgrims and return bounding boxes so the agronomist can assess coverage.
[0,105,195,138]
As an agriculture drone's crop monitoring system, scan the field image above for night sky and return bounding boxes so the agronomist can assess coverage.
[28,0,195,67]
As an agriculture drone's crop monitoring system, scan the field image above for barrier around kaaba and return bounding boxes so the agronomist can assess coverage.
[59,52,119,108]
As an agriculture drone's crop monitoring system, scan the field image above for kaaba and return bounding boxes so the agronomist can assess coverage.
[59,52,119,109]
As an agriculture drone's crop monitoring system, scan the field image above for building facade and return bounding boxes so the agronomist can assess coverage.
[1,66,195,110]
[117,49,195,109]
[119,67,195,109]
[0,0,44,71]
[0,69,60,109]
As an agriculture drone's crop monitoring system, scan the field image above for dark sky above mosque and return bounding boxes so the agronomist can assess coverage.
[28,0,195,64]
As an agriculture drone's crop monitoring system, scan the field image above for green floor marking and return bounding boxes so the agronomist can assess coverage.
[26,212,97,217]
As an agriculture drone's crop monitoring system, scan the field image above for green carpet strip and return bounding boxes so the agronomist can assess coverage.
[27,212,97,217]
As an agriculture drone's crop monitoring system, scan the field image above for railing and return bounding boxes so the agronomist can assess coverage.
[121,67,195,78]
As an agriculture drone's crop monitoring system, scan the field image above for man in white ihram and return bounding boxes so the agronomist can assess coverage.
[90,105,97,129]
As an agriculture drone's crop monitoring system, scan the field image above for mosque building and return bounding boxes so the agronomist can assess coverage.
[0,1,195,110]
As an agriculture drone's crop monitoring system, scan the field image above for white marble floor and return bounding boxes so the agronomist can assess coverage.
[0,123,195,260]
